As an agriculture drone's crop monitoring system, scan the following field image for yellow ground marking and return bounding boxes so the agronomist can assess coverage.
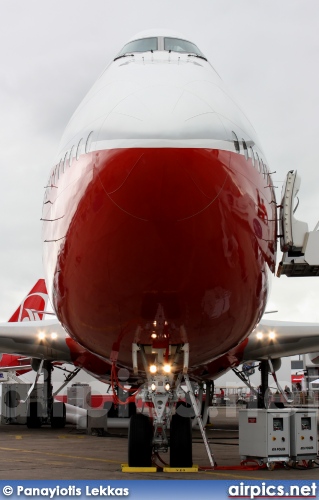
[9,435,22,440]
[163,466,199,473]
[0,446,121,465]
[122,464,157,473]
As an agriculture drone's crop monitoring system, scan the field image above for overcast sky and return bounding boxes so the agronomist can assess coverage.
[0,0,319,324]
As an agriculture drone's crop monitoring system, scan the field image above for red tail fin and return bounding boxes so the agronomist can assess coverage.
[8,279,48,322]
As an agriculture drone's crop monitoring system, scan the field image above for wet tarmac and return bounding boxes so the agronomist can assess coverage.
[0,407,318,480]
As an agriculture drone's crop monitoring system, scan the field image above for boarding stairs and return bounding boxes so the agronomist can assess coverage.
[277,170,319,277]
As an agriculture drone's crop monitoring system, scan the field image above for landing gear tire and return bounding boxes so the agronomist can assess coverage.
[50,402,66,429]
[27,402,42,429]
[170,414,193,467]
[128,413,153,467]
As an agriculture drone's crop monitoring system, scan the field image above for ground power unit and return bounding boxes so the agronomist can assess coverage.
[290,409,318,462]
[239,409,291,468]
[67,383,91,409]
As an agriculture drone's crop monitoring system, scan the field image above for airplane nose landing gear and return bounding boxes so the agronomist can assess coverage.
[128,342,215,468]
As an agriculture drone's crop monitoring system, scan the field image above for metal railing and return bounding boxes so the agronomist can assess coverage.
[212,391,319,407]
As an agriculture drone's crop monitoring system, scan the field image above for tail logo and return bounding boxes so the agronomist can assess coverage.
[11,292,48,322]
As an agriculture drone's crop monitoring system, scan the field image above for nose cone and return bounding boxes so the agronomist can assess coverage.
[98,82,228,142]
[97,148,228,221]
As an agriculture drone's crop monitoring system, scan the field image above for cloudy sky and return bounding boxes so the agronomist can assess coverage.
[0,0,319,323]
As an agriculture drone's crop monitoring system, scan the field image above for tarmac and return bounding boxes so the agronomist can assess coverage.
[0,407,318,480]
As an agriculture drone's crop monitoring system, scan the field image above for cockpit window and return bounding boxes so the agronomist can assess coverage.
[114,36,206,62]
[116,37,158,58]
[164,37,205,58]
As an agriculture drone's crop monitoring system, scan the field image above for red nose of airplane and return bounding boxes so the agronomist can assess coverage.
[96,147,228,222]
[53,144,234,362]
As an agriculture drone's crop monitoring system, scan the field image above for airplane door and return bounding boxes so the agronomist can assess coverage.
[279,170,308,253]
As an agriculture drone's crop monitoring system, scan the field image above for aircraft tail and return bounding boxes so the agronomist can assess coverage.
[8,279,48,322]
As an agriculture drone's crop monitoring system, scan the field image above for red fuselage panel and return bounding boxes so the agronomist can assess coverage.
[43,147,276,368]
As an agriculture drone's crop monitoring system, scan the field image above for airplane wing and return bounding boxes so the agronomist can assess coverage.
[190,318,319,380]
[1,281,319,382]
[0,280,113,381]
[243,319,319,361]
[1,316,319,376]
[0,316,115,382]
[0,319,71,362]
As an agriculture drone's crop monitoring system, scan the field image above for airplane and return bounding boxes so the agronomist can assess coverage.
[1,28,319,467]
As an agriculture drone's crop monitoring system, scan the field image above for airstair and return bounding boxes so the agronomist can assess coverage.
[277,170,319,277]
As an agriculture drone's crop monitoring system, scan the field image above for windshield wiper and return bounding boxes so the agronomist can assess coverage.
[113,53,135,62]
[187,53,207,62]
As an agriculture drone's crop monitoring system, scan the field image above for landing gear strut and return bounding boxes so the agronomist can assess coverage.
[24,360,81,428]
[42,361,67,428]
[258,360,269,408]
[128,341,215,468]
